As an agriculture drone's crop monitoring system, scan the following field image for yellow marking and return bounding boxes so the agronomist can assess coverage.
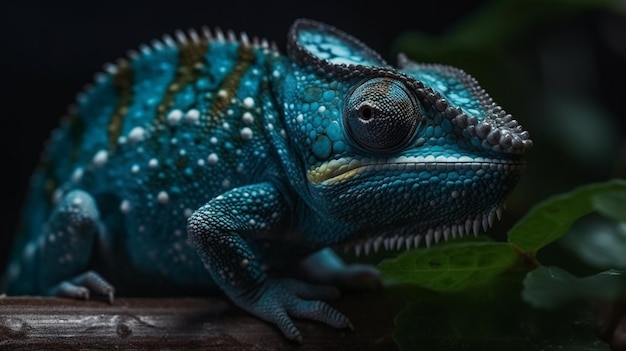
[207,45,256,121]
[155,41,209,126]
[307,159,363,184]
[323,168,361,184]
[107,62,133,149]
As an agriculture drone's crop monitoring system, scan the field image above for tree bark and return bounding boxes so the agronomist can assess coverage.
[0,291,400,350]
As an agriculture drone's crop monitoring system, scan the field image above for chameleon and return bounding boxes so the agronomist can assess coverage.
[1,18,533,342]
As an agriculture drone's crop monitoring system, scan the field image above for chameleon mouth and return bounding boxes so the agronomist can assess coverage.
[340,203,506,257]
[307,155,526,185]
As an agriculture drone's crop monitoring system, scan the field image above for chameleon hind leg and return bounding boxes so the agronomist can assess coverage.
[22,189,114,302]
[299,248,382,291]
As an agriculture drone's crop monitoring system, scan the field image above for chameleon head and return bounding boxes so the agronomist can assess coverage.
[281,19,533,252]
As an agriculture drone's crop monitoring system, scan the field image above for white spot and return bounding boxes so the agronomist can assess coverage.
[185,109,200,123]
[240,127,253,140]
[296,114,304,123]
[222,179,231,188]
[242,112,254,124]
[167,109,183,125]
[48,234,56,243]
[128,126,146,142]
[222,122,230,130]
[248,219,256,225]
[71,167,84,183]
[272,70,281,78]
[148,158,159,168]
[207,153,219,164]
[197,159,205,166]
[184,208,193,217]
[71,196,83,206]
[131,164,140,173]
[157,191,169,204]
[210,137,218,145]
[240,259,249,268]
[92,150,108,167]
[118,136,127,145]
[120,199,131,214]
[218,89,228,98]
[243,97,255,108]
[318,105,326,113]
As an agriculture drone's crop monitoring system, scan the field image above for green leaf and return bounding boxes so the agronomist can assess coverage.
[507,179,626,253]
[377,241,519,292]
[592,191,626,223]
[558,213,626,270]
[522,266,626,309]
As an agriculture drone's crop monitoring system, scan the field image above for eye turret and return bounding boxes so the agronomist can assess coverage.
[343,78,422,152]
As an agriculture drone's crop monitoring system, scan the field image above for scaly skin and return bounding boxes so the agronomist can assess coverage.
[2,19,532,342]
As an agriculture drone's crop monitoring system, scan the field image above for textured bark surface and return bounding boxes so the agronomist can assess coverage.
[0,291,400,350]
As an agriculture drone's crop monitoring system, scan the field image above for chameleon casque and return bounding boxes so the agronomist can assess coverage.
[2,18,533,341]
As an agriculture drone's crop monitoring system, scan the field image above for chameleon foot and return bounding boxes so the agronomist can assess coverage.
[48,270,115,303]
[234,278,352,343]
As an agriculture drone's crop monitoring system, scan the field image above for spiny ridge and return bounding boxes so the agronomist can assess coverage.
[68,25,279,117]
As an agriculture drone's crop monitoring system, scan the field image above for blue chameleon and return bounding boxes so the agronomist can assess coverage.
[2,18,533,342]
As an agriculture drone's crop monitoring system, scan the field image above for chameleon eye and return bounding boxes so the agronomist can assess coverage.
[344,78,422,152]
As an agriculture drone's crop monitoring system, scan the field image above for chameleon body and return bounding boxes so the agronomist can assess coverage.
[2,19,532,341]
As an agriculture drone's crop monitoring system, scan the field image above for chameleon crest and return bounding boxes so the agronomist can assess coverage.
[2,19,532,342]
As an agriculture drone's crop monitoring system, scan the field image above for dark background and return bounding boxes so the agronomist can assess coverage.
[1,0,624,274]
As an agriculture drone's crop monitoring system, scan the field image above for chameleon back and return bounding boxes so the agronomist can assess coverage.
[5,28,288,294]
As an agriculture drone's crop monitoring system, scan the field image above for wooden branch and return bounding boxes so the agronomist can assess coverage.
[0,291,400,350]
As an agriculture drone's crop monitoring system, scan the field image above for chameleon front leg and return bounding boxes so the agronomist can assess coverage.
[187,182,352,342]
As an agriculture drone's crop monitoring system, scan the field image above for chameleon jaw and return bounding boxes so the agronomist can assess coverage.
[341,203,506,257]
[307,155,526,185]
